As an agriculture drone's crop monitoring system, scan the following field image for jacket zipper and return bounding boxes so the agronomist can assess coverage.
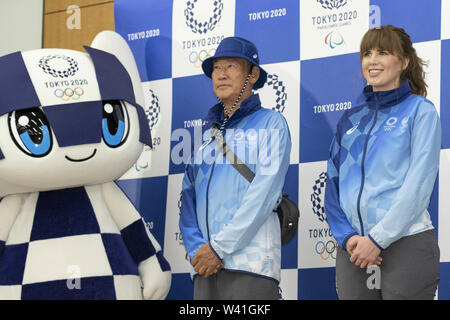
[205,160,217,242]
[205,121,224,242]
[356,102,379,236]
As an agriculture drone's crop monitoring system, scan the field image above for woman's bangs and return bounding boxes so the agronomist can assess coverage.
[360,28,402,58]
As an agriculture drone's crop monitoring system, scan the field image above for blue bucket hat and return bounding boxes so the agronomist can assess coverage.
[201,37,267,90]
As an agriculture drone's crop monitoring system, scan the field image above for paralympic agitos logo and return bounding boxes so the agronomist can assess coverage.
[324,30,345,49]
[184,0,224,34]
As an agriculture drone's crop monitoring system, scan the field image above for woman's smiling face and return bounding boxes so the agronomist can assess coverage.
[361,48,409,92]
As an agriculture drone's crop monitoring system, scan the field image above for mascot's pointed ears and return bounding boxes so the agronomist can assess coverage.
[88,31,145,108]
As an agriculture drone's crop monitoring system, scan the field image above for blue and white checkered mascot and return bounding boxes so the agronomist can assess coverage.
[0,31,171,299]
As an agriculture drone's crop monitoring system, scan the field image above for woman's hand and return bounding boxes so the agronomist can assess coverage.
[349,236,382,268]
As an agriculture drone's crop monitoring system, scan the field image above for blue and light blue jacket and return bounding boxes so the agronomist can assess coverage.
[325,81,441,251]
[179,94,291,282]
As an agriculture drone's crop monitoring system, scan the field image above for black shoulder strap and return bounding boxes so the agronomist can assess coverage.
[210,124,255,183]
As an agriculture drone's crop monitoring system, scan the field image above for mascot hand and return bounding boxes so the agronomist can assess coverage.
[138,254,172,300]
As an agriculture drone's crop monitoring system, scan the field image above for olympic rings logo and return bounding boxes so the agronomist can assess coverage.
[53,87,84,101]
[188,48,216,68]
[315,240,337,260]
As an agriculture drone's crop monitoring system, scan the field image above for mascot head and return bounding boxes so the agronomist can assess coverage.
[0,31,150,197]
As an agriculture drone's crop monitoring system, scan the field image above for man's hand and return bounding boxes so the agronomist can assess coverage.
[191,243,224,278]
[345,235,361,255]
[350,236,382,269]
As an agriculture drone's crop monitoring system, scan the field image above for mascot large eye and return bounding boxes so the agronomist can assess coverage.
[8,108,53,157]
[102,100,129,148]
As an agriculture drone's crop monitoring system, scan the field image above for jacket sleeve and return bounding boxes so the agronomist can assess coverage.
[179,162,207,260]
[368,101,441,249]
[209,113,291,259]
[325,120,358,250]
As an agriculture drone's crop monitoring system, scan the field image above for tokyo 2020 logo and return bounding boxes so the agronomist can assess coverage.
[316,0,347,10]
[134,89,161,172]
[267,74,287,114]
[39,55,79,78]
[310,171,337,260]
[184,0,224,34]
[146,89,161,130]
[311,171,327,222]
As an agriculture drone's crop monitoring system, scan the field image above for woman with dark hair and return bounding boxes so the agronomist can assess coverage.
[325,25,441,300]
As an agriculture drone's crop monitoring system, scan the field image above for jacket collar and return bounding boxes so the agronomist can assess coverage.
[363,80,412,109]
[204,93,262,128]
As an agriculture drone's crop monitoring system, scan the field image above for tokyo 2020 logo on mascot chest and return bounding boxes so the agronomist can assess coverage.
[0,31,171,300]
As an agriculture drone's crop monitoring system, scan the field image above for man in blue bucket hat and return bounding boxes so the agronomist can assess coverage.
[180,37,291,300]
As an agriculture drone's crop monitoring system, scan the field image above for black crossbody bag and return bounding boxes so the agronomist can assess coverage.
[211,124,299,245]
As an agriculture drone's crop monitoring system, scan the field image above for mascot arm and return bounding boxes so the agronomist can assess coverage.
[101,181,171,300]
[0,194,24,258]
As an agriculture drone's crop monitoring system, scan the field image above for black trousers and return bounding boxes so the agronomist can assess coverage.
[194,269,279,300]
[335,230,440,300]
